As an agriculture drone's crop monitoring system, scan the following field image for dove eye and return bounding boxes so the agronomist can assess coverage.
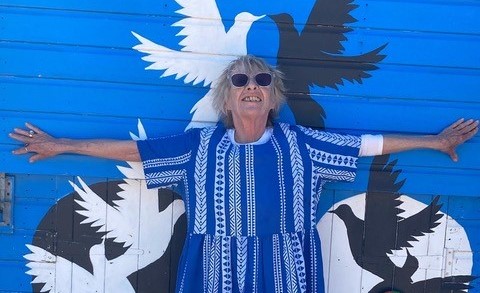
[231,73,272,87]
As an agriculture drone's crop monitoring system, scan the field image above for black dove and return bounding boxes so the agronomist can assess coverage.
[330,155,443,282]
[270,0,387,128]
[370,249,476,292]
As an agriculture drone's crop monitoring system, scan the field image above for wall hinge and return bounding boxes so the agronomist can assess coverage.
[0,173,14,230]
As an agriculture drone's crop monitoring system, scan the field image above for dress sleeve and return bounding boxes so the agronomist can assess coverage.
[296,125,361,182]
[136,129,198,189]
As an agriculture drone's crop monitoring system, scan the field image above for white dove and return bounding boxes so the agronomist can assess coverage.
[131,0,265,129]
[71,120,185,272]
[24,240,135,293]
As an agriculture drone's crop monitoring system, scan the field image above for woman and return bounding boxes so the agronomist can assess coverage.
[10,55,478,293]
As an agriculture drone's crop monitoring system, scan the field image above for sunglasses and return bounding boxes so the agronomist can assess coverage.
[230,73,272,87]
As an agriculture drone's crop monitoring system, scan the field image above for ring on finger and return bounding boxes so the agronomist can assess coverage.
[28,130,35,138]
[25,146,29,152]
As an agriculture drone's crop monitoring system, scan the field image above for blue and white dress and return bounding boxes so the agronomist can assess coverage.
[137,122,360,293]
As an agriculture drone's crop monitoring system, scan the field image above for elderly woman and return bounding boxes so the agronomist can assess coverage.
[10,55,478,293]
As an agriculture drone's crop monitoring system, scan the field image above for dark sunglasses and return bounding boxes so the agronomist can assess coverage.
[230,73,272,87]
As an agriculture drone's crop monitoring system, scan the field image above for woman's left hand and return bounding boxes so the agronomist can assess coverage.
[9,122,63,162]
[436,118,479,162]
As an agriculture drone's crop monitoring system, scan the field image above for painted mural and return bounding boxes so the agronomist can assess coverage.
[1,0,479,292]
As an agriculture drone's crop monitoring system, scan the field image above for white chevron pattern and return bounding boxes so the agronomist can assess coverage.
[228,146,242,236]
[194,127,215,234]
[236,236,248,293]
[272,136,287,234]
[145,170,185,187]
[143,151,191,169]
[214,135,231,236]
[297,126,361,147]
[280,123,305,232]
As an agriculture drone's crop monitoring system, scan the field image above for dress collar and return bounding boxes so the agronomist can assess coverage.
[227,127,274,146]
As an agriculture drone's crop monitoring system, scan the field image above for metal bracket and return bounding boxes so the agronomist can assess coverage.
[0,173,14,228]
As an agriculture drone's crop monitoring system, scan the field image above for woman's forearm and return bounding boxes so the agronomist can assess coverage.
[56,138,141,161]
[381,119,478,162]
[382,135,440,155]
[10,123,141,163]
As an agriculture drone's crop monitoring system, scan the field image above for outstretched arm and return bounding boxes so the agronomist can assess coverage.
[382,118,478,162]
[10,123,141,163]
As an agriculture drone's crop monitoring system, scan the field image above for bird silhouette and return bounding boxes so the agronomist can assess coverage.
[330,155,444,284]
[25,240,136,293]
[132,0,264,129]
[270,0,387,128]
[369,249,476,293]
[71,121,185,272]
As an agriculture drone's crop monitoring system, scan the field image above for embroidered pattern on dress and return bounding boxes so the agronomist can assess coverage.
[208,236,221,293]
[315,167,356,182]
[253,237,259,293]
[228,146,242,236]
[214,134,231,236]
[297,126,361,147]
[283,233,299,293]
[145,170,185,187]
[221,237,232,292]
[291,233,307,293]
[203,234,212,292]
[236,236,248,293]
[307,145,358,168]
[272,136,287,234]
[280,123,305,232]
[273,234,283,293]
[143,151,191,169]
[194,127,215,234]
[246,145,256,236]
[310,162,319,226]
[310,230,317,293]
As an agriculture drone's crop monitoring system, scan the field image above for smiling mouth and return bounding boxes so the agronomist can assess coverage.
[242,96,262,102]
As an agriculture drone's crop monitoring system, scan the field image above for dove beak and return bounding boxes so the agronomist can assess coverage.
[254,14,266,21]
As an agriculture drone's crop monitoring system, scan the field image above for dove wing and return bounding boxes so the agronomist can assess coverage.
[132,0,237,87]
[25,245,96,292]
[301,0,358,54]
[364,155,406,255]
[173,0,226,54]
[396,196,444,249]
[132,32,231,87]
[71,177,136,247]
[303,44,387,89]
[24,244,58,292]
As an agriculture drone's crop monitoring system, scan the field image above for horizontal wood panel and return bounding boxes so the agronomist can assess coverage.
[2,7,479,69]
[1,76,479,123]
[2,0,479,34]
[2,44,479,103]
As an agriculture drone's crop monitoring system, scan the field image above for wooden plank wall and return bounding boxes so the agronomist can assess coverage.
[0,0,479,292]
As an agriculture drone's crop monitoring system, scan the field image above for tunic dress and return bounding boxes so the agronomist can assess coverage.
[137,122,360,293]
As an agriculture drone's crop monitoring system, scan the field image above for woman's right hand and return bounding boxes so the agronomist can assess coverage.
[9,122,64,163]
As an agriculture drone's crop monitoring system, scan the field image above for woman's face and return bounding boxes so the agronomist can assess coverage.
[225,65,274,125]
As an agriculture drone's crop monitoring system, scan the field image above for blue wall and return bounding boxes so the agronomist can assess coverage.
[0,0,479,292]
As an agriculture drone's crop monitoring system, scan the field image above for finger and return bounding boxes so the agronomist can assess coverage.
[12,146,30,155]
[455,119,475,132]
[461,120,479,134]
[29,154,44,163]
[451,118,465,129]
[464,125,479,139]
[449,150,458,162]
[25,122,45,135]
[9,132,30,143]
[13,128,31,137]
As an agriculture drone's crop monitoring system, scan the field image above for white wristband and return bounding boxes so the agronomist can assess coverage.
[359,134,384,157]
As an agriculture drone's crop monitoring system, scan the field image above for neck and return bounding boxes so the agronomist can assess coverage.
[231,116,269,143]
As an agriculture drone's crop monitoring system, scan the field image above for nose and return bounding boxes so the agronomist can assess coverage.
[246,77,258,90]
